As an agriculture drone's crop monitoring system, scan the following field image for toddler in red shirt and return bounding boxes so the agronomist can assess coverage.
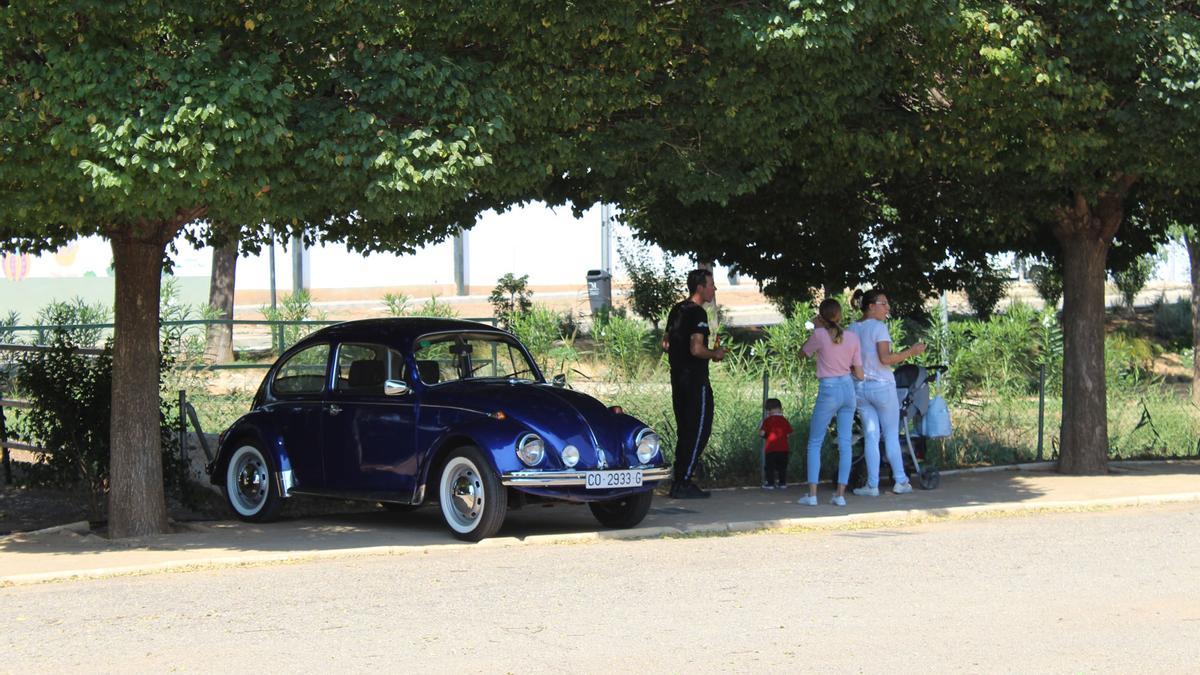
[759,397,793,489]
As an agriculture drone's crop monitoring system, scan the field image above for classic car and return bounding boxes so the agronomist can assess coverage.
[208,317,671,541]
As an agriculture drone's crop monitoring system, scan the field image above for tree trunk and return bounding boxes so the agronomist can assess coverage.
[106,212,198,538]
[1186,232,1200,408]
[1052,185,1130,475]
[205,241,237,363]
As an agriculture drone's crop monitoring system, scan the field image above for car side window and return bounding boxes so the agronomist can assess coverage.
[272,344,330,396]
[335,343,390,394]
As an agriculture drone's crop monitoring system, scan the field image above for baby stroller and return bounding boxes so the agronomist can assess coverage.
[846,364,948,491]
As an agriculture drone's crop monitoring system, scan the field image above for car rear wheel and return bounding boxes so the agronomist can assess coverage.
[224,443,284,522]
[438,447,507,541]
[588,491,653,529]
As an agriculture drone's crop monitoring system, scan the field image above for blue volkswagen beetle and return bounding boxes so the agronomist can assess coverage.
[208,318,670,541]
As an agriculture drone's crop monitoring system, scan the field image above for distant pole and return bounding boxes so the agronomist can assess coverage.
[290,233,305,294]
[268,226,281,353]
[1036,364,1046,461]
[939,291,950,365]
[600,203,612,274]
[453,228,468,296]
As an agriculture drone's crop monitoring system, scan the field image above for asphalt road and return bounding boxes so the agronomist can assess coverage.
[3,503,1198,673]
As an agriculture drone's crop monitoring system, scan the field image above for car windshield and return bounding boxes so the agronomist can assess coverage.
[413,332,540,384]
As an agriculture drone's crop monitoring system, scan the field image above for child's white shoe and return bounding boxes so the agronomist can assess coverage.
[852,486,879,497]
[893,481,913,494]
[797,495,818,506]
[830,495,847,507]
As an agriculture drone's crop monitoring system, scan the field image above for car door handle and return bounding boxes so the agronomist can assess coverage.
[328,404,342,416]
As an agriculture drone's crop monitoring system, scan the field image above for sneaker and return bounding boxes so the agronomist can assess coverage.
[893,481,913,494]
[762,482,775,490]
[797,495,818,506]
[676,482,711,499]
[777,483,787,490]
[852,486,880,497]
[830,495,847,507]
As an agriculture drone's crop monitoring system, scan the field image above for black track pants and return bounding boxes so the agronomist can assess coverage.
[764,452,789,485]
[671,374,713,484]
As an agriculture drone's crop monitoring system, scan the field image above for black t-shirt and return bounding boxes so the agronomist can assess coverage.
[665,300,710,379]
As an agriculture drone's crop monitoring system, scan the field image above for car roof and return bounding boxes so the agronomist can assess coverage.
[297,317,507,350]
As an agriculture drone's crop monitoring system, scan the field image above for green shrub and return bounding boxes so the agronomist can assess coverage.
[1111,253,1158,312]
[33,297,110,347]
[382,292,412,317]
[414,294,459,318]
[592,310,653,380]
[1106,333,1157,386]
[758,302,816,386]
[1028,261,1064,309]
[1153,297,1191,349]
[618,240,682,329]
[14,333,113,517]
[489,273,533,328]
[0,310,18,344]
[508,304,578,378]
[962,262,1010,320]
[260,289,328,351]
[943,303,1040,397]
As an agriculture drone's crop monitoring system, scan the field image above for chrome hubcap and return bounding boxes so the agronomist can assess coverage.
[444,461,484,528]
[233,455,267,511]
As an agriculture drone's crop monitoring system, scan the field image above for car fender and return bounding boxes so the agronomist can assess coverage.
[209,412,296,497]
[414,415,529,504]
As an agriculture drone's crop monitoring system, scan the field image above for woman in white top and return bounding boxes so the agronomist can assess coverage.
[848,289,926,495]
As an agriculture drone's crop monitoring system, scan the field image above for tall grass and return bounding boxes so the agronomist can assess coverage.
[180,298,1200,484]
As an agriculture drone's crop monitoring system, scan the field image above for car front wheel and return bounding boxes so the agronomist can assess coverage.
[438,447,507,541]
[224,442,284,522]
[588,491,653,529]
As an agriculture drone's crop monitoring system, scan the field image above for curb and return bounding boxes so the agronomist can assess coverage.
[5,490,1200,588]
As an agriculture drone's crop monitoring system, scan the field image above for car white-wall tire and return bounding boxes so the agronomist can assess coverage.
[225,443,283,522]
[438,447,507,541]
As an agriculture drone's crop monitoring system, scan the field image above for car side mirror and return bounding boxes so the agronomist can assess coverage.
[552,374,566,388]
[384,379,412,397]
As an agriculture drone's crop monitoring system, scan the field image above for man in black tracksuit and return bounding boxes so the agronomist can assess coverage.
[662,269,725,499]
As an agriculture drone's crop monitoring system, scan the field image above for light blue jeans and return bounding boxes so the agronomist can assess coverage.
[857,380,910,488]
[807,374,856,486]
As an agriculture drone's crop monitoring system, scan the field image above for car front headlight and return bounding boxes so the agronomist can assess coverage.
[561,444,580,468]
[635,428,661,464]
[516,433,546,467]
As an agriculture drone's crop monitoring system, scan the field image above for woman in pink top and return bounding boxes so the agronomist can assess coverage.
[798,299,863,507]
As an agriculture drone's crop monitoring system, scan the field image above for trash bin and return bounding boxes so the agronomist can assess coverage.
[586,270,612,314]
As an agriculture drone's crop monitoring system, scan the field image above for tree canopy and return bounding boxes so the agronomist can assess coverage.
[0,0,684,536]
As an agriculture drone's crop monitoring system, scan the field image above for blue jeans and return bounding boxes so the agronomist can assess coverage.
[807,375,856,486]
[857,380,910,488]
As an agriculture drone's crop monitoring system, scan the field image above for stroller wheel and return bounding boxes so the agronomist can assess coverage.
[919,466,941,490]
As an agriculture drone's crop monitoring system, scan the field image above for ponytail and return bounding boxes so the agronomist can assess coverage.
[818,299,845,344]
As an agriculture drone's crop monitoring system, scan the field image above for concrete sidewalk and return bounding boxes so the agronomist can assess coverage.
[2,460,1198,586]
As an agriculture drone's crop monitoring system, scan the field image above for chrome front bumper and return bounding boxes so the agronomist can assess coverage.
[501,466,672,488]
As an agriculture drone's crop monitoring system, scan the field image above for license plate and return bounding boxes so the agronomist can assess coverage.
[584,470,644,490]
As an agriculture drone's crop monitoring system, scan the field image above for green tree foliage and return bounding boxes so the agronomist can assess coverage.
[963,260,1010,321]
[578,2,1200,475]
[489,273,533,328]
[1027,259,1064,310]
[0,1,684,536]
[1110,253,1158,314]
[617,239,682,329]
